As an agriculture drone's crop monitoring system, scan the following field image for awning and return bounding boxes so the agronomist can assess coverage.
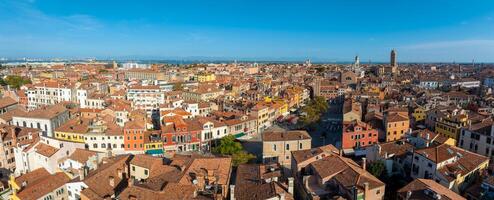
[145,149,164,155]
[234,132,246,138]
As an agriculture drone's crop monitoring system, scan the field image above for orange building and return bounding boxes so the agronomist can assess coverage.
[341,120,378,150]
[124,119,147,152]
[17,90,28,108]
[383,112,410,142]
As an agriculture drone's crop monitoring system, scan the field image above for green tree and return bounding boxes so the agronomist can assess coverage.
[367,160,386,178]
[213,135,243,155]
[0,78,6,86]
[299,96,329,126]
[300,106,319,125]
[232,151,256,166]
[213,135,255,166]
[313,96,329,112]
[4,75,31,89]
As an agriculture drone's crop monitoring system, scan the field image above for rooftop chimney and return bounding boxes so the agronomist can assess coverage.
[279,192,286,200]
[11,127,17,145]
[229,185,235,200]
[362,157,367,171]
[79,167,86,180]
[406,191,412,200]
[288,177,294,194]
[128,177,134,187]
[109,176,115,187]
[117,168,123,179]
[363,182,369,199]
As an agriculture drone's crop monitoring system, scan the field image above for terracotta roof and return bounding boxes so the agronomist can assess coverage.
[411,129,437,142]
[375,140,414,158]
[81,155,133,199]
[130,154,178,179]
[118,182,197,200]
[262,130,311,142]
[16,172,70,200]
[55,117,91,134]
[160,108,191,117]
[0,125,39,144]
[14,168,50,187]
[468,120,493,136]
[14,104,67,119]
[124,119,146,130]
[292,144,339,164]
[0,96,17,108]
[35,143,59,157]
[415,144,488,181]
[120,155,233,199]
[0,107,27,122]
[234,164,293,200]
[178,157,232,186]
[343,120,373,132]
[397,178,465,200]
[310,154,385,191]
[386,112,409,123]
[67,148,98,164]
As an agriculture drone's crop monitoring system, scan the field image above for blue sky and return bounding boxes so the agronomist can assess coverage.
[1,0,494,62]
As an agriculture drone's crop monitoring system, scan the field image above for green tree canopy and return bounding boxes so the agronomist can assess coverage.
[2,75,31,89]
[213,135,256,166]
[213,135,243,155]
[232,151,256,166]
[367,160,386,178]
[299,96,329,126]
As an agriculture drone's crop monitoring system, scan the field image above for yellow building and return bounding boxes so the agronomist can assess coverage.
[384,112,410,142]
[368,86,381,94]
[285,87,302,108]
[412,106,427,122]
[259,98,289,118]
[9,174,20,200]
[434,113,468,145]
[273,100,289,116]
[54,117,91,143]
[264,96,273,103]
[252,105,269,132]
[144,140,163,155]
[196,73,216,82]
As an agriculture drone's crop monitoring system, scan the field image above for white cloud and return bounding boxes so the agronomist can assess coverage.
[1,1,103,32]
